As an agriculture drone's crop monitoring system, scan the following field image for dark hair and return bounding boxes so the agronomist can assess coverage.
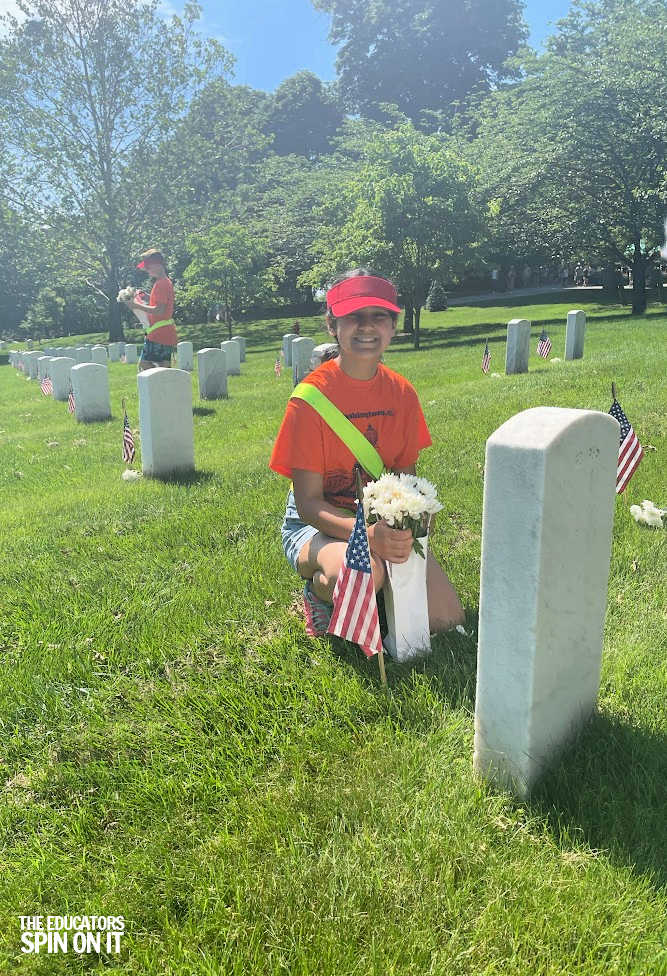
[324,267,399,339]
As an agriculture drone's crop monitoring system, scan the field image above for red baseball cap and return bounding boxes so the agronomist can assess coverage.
[326,275,401,317]
[136,248,164,269]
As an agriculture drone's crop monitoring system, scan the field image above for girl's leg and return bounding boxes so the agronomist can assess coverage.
[297,532,386,602]
[426,551,465,631]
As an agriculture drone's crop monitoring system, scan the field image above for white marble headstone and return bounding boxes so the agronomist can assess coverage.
[231,335,246,362]
[505,319,530,374]
[282,333,297,366]
[177,341,193,371]
[474,406,619,797]
[91,345,108,365]
[70,363,111,422]
[108,342,122,362]
[137,367,194,477]
[220,340,240,375]
[565,310,586,360]
[291,337,315,386]
[197,348,227,399]
[124,344,138,364]
[50,357,76,401]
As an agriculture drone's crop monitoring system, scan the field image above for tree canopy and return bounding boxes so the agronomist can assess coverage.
[311,0,527,128]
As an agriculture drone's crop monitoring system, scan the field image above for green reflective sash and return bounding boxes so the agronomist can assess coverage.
[291,382,385,480]
[147,318,176,338]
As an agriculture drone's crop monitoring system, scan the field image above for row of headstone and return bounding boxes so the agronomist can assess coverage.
[10,350,112,421]
[474,406,618,797]
[505,310,586,375]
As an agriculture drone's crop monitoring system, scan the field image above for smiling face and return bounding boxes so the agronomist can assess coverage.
[328,306,396,360]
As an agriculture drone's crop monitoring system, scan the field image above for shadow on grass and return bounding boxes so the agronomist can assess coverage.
[145,469,216,485]
[192,406,217,416]
[329,605,480,714]
[530,711,667,889]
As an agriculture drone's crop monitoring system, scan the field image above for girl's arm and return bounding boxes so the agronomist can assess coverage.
[292,469,413,563]
[129,299,167,316]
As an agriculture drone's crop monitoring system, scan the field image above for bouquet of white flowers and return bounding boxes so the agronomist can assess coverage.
[117,286,136,303]
[363,472,443,557]
[117,287,150,329]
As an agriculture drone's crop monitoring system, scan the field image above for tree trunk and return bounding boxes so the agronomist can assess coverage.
[403,302,414,333]
[413,305,421,350]
[106,265,125,341]
[631,251,647,315]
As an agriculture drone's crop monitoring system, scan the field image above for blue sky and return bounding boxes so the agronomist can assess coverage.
[185,0,574,91]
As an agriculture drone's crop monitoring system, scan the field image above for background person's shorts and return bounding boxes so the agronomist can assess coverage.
[140,338,175,363]
[281,490,319,573]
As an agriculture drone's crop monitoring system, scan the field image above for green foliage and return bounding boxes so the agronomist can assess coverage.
[0,0,233,339]
[264,70,344,157]
[312,0,527,128]
[425,280,448,311]
[468,0,667,314]
[183,221,275,334]
[21,286,65,339]
[301,121,480,347]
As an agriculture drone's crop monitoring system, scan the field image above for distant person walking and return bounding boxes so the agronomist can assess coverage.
[129,249,178,370]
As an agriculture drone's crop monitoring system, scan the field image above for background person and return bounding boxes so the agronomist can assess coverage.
[128,248,178,370]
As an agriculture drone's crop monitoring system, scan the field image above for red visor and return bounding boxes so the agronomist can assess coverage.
[136,260,146,269]
[326,275,401,317]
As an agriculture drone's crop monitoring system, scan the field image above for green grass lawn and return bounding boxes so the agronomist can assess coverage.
[1,299,665,974]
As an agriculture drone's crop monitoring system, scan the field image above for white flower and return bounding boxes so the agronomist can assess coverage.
[117,286,136,303]
[550,357,561,362]
[122,469,141,481]
[630,499,663,528]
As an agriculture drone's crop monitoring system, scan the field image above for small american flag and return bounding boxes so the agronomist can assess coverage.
[481,340,491,374]
[274,357,281,377]
[67,387,75,414]
[609,398,643,493]
[40,376,53,396]
[327,500,382,658]
[120,354,127,364]
[537,331,552,358]
[122,410,135,464]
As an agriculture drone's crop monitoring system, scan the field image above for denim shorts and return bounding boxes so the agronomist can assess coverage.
[281,490,319,573]
[140,338,175,363]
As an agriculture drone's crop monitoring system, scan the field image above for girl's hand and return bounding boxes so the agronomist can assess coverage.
[368,519,413,563]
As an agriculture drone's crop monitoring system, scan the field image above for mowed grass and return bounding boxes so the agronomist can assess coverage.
[1,298,665,975]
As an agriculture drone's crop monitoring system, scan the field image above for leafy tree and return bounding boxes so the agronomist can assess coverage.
[236,152,356,305]
[469,0,667,314]
[0,0,232,340]
[21,287,65,340]
[300,121,479,348]
[183,221,275,337]
[263,71,344,158]
[311,0,527,129]
[426,281,448,311]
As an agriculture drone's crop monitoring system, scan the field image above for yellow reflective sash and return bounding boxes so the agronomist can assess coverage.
[291,382,385,480]
[146,318,176,339]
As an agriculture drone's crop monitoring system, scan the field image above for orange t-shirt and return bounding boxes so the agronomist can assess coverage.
[269,359,432,510]
[147,277,177,345]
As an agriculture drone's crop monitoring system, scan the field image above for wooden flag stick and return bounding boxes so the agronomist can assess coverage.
[611,381,617,401]
[377,646,387,688]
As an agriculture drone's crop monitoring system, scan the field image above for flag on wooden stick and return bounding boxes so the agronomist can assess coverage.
[327,499,383,659]
[609,396,643,493]
[67,386,75,414]
[537,330,552,359]
[481,340,491,374]
[122,408,135,465]
[40,376,53,396]
[274,356,281,376]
